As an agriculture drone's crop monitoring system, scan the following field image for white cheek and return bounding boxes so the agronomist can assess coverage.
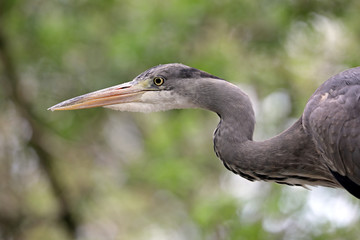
[141,91,197,111]
[105,91,197,113]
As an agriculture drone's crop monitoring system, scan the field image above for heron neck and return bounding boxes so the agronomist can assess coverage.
[215,115,337,186]
[204,81,337,187]
[194,80,255,141]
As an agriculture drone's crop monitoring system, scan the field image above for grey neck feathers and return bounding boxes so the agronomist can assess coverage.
[196,79,338,187]
[193,79,255,141]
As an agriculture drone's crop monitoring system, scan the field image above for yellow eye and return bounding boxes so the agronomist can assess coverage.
[153,77,164,86]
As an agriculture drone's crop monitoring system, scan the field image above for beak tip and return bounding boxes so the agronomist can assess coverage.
[48,105,60,111]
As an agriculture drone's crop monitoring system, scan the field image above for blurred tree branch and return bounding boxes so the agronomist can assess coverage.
[0,18,78,240]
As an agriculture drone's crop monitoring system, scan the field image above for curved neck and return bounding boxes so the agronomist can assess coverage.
[193,79,255,141]
[200,80,338,187]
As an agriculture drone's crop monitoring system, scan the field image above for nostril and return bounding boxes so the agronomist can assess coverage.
[116,86,131,90]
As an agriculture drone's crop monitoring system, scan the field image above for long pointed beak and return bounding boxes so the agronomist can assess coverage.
[48,80,147,111]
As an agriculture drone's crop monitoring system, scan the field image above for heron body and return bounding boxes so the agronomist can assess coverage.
[49,64,360,199]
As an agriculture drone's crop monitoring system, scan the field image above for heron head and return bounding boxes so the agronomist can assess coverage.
[48,63,223,113]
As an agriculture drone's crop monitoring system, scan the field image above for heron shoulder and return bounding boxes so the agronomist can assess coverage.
[301,66,360,189]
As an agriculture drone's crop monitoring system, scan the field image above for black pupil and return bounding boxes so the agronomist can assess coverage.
[155,78,162,85]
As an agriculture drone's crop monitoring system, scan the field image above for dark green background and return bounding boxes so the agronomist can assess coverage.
[1,0,359,239]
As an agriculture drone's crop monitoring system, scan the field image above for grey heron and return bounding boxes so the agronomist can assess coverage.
[49,63,360,199]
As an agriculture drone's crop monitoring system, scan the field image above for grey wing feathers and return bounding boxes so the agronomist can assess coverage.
[303,67,360,192]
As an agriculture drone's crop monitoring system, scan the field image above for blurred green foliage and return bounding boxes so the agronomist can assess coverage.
[1,0,360,239]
